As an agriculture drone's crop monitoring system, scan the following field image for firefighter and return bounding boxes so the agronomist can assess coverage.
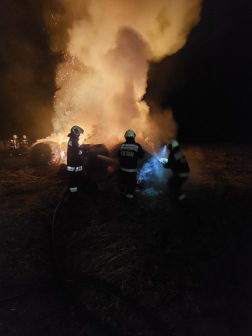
[163,140,190,201]
[67,125,84,195]
[118,130,145,199]
[20,135,28,155]
[9,135,19,157]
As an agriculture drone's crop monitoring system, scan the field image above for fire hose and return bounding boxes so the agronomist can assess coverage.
[50,170,170,336]
[52,171,121,336]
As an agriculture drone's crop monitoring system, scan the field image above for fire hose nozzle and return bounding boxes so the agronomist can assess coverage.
[157,158,168,164]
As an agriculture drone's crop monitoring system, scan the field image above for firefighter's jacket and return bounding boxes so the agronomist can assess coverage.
[164,147,190,178]
[9,139,19,149]
[20,139,28,147]
[67,136,83,172]
[118,139,145,172]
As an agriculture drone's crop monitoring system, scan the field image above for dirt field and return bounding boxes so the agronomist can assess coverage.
[1,144,252,336]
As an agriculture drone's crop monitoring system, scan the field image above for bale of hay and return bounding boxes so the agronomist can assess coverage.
[30,141,61,165]
[29,143,52,165]
[0,141,10,151]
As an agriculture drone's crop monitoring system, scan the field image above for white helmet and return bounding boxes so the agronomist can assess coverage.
[71,125,84,136]
[167,140,179,151]
[124,130,136,139]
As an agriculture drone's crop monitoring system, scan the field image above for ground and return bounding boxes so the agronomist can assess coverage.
[1,144,252,336]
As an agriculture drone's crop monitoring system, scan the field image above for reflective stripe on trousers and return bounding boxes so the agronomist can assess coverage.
[177,172,190,178]
[67,166,83,172]
[121,167,137,173]
[70,187,78,193]
[178,194,186,201]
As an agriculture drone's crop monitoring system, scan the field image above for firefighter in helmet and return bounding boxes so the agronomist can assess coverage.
[20,135,28,155]
[118,130,145,199]
[163,140,190,201]
[9,135,19,157]
[67,125,84,195]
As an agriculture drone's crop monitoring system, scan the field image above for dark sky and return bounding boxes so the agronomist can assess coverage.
[146,0,252,142]
[0,0,251,143]
[0,0,57,141]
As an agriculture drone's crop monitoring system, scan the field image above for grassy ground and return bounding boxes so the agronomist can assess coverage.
[0,144,252,336]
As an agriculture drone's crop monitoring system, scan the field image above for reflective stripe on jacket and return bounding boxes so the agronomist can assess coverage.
[118,139,145,171]
[164,147,190,175]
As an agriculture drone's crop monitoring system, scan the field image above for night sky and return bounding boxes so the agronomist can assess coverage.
[146,0,252,143]
[0,0,251,143]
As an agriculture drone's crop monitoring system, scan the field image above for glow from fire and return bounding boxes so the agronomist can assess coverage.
[107,165,114,173]
[60,150,65,160]
[44,0,202,149]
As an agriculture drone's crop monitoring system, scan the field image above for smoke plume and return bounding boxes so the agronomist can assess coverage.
[47,0,202,148]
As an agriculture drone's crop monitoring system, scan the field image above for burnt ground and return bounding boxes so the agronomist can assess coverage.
[1,144,252,336]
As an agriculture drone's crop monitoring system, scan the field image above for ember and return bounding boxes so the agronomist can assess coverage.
[107,165,114,173]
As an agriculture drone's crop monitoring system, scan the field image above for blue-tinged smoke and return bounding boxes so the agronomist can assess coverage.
[137,145,171,190]
[158,145,168,158]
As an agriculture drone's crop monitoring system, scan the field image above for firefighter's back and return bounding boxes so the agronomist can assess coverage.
[118,138,144,172]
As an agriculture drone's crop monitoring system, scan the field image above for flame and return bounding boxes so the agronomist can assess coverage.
[43,0,202,149]
[60,150,65,160]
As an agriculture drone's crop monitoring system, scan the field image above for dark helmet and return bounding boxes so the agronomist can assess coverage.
[124,130,136,139]
[167,140,179,151]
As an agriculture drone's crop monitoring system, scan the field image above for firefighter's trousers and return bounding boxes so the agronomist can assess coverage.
[120,170,137,198]
[167,174,188,200]
[69,171,81,193]
[9,148,19,157]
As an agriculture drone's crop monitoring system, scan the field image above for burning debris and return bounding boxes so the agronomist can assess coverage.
[29,137,170,194]
[29,0,202,196]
